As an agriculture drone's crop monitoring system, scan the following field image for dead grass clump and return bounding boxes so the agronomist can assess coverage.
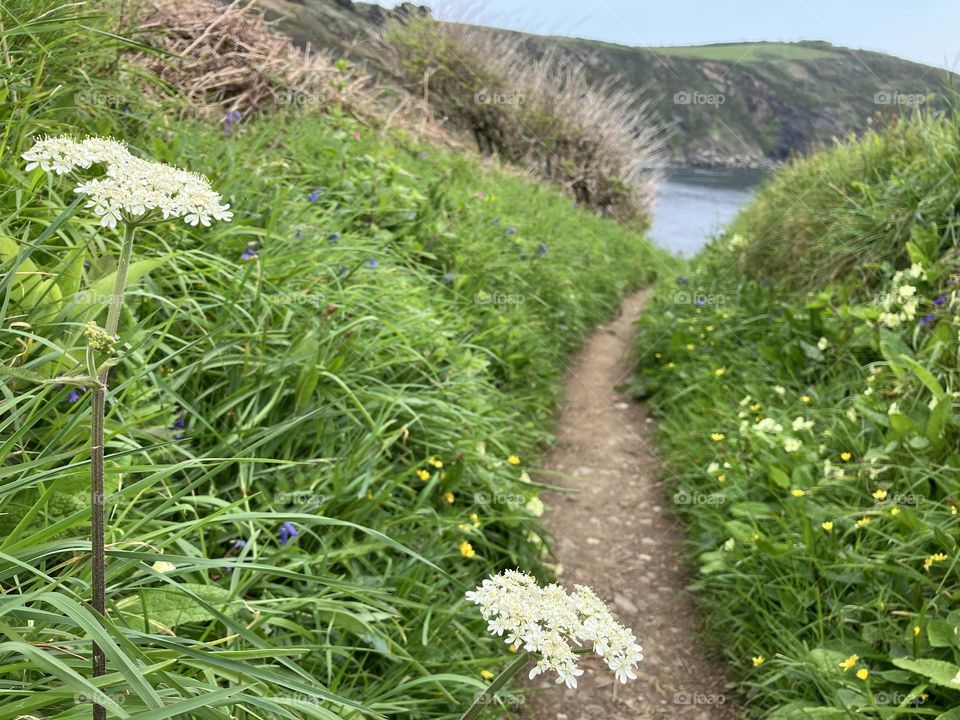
[125,0,377,120]
[375,18,665,223]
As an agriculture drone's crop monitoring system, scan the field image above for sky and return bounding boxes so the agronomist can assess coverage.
[375,0,960,70]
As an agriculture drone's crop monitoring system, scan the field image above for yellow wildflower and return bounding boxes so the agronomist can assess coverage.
[856,517,871,527]
[821,521,833,532]
[686,343,695,351]
[913,625,921,636]
[791,488,806,497]
[429,456,443,468]
[480,669,495,680]
[470,512,481,528]
[752,656,765,667]
[890,507,900,516]
[711,433,725,442]
[923,552,947,571]
[856,668,869,681]
[714,367,726,377]
[459,541,476,558]
[840,452,852,462]
[839,654,859,671]
[872,488,887,501]
[717,474,726,483]
[801,395,812,404]
[416,469,430,481]
[442,491,455,504]
[507,455,521,465]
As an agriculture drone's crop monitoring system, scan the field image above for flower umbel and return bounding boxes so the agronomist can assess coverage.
[23,136,233,229]
[466,570,643,688]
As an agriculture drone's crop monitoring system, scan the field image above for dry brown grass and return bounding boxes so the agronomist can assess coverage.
[374,18,665,223]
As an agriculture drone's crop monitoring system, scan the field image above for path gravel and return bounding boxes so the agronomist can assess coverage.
[520,290,739,720]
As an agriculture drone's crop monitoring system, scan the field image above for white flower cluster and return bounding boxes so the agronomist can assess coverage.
[877,264,925,328]
[23,136,232,229]
[465,570,643,688]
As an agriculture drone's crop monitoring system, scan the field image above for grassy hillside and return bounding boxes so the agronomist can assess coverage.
[632,112,960,718]
[0,1,668,717]
[257,0,953,166]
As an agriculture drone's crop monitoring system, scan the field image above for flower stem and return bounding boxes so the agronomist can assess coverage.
[90,221,135,720]
[458,652,532,720]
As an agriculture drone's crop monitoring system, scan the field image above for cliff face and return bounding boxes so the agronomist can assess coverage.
[256,0,953,166]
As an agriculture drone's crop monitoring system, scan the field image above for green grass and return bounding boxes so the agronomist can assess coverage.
[640,42,841,62]
[632,112,960,718]
[0,1,668,717]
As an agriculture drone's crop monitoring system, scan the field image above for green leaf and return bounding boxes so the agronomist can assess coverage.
[891,657,960,689]
[116,583,237,631]
[927,620,959,648]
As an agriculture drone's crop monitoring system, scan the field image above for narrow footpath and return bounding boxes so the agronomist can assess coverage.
[522,290,738,720]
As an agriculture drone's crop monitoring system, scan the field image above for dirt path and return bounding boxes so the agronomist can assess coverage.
[521,289,738,720]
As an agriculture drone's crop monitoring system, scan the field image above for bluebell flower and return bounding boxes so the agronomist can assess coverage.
[239,242,258,261]
[225,110,242,124]
[232,539,247,549]
[67,388,86,404]
[309,188,325,202]
[538,243,548,256]
[919,313,937,326]
[278,522,298,545]
[328,232,341,243]
[170,413,186,440]
[933,295,949,306]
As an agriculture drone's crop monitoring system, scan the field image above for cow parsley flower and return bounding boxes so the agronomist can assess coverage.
[466,570,643,688]
[23,136,232,229]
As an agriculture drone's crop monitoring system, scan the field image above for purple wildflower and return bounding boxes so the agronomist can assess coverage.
[328,232,341,243]
[239,242,258,261]
[232,539,247,549]
[676,275,688,286]
[491,218,500,225]
[309,188,325,202]
[67,388,86,404]
[919,313,937,326]
[278,522,298,545]
[933,295,950,306]
[505,226,517,235]
[225,110,242,124]
[367,258,380,268]
[537,243,548,256]
[171,413,186,440]
[442,273,454,283]
[695,296,706,307]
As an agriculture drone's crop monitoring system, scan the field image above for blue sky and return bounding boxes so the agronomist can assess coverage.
[377,0,959,69]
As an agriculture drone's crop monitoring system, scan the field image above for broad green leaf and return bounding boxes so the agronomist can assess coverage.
[891,657,960,689]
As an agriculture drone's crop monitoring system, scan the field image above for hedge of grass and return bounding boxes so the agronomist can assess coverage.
[0,1,667,717]
[632,113,960,719]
